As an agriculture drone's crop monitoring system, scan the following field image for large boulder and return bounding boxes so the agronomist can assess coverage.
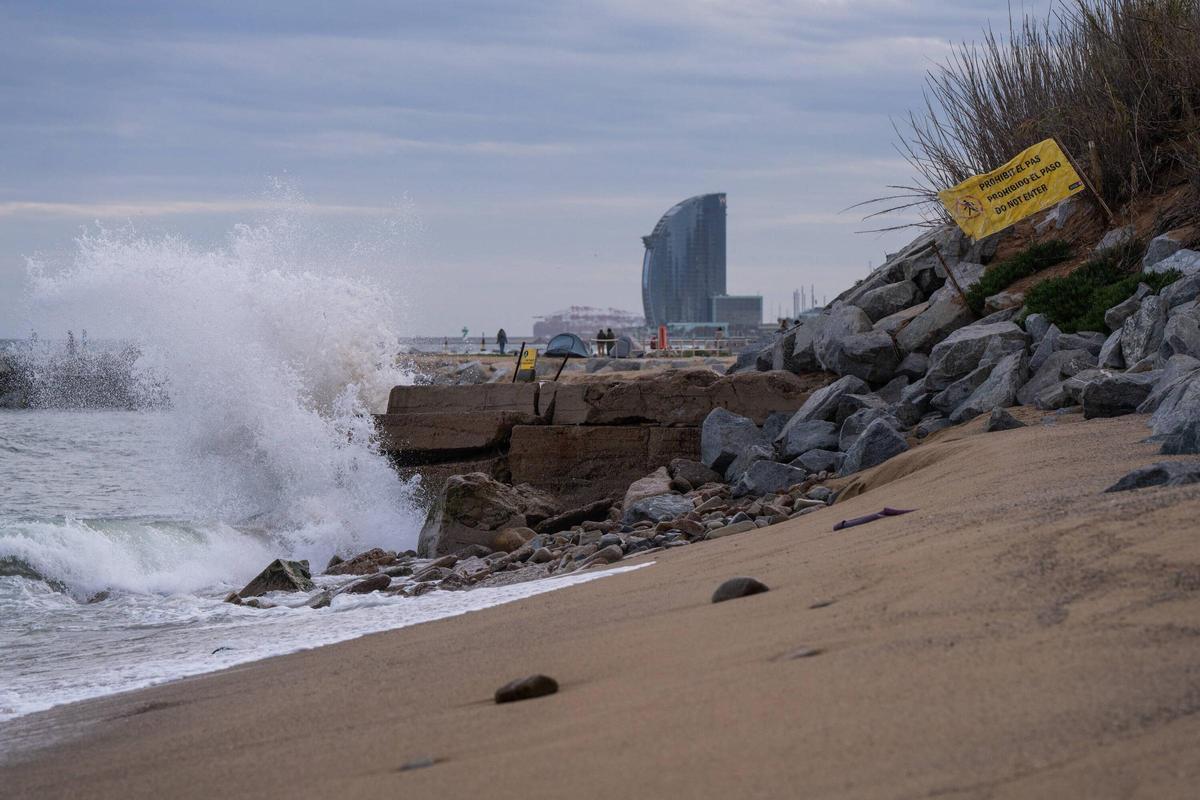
[781,316,828,373]
[814,304,873,373]
[895,291,975,355]
[823,329,901,384]
[731,461,808,497]
[794,449,844,474]
[926,322,1030,391]
[1121,295,1168,365]
[1105,283,1150,331]
[949,350,1029,423]
[700,408,762,473]
[1160,307,1200,360]
[1140,355,1200,415]
[1163,273,1200,310]
[839,418,909,476]
[785,374,870,424]
[1147,367,1200,442]
[1095,225,1135,253]
[1147,248,1200,276]
[418,473,558,557]
[857,280,922,322]
[622,467,673,510]
[238,559,314,597]
[929,364,991,416]
[1097,329,1124,369]
[725,443,773,483]
[839,407,903,451]
[623,493,694,524]
[1080,371,1160,419]
[1104,461,1200,492]
[668,458,722,489]
[775,419,840,461]
[1016,349,1097,406]
[1028,324,1061,372]
[1143,233,1185,269]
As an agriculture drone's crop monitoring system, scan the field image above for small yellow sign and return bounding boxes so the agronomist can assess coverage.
[518,348,538,371]
[938,138,1086,240]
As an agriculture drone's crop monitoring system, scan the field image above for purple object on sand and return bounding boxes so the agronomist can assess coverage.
[833,507,915,531]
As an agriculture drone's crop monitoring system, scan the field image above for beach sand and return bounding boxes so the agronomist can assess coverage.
[4,412,1200,798]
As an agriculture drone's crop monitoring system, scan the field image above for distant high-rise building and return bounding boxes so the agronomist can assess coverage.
[641,193,727,328]
[711,294,763,332]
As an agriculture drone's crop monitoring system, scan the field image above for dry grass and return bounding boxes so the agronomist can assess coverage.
[865,0,1200,228]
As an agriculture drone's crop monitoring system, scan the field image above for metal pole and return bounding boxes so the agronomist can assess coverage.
[553,355,569,381]
[929,242,974,315]
[512,342,525,383]
[1056,137,1116,224]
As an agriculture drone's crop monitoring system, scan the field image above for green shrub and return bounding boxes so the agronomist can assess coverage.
[1023,240,1179,332]
[964,240,1072,315]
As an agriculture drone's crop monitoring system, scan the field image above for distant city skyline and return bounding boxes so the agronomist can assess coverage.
[0,1,1051,338]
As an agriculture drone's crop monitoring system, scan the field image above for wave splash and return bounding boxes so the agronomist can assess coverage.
[5,216,424,595]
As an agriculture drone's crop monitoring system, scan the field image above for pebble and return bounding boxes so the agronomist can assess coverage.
[808,599,834,609]
[398,757,438,772]
[777,646,823,660]
[495,674,559,704]
[529,547,554,564]
[712,576,770,603]
[707,520,757,539]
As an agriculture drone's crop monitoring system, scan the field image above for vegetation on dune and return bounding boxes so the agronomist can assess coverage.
[867,0,1200,227]
[965,240,1073,315]
[1022,239,1180,332]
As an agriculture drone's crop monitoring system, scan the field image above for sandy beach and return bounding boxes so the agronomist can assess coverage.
[4,411,1199,799]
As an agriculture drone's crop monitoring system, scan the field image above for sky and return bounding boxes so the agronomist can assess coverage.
[0,0,1051,338]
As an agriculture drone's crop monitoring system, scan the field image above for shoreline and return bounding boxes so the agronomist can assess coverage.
[5,413,1200,798]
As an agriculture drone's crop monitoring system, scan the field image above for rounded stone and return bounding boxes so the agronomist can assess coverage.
[494,674,559,704]
[711,576,770,604]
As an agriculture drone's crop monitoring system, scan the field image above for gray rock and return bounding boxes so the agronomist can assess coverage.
[896,352,929,380]
[669,458,722,488]
[949,350,1029,423]
[930,364,991,415]
[874,302,929,335]
[1163,273,1200,310]
[840,418,909,476]
[782,315,828,373]
[785,374,870,424]
[1095,225,1135,253]
[926,321,1030,391]
[732,461,808,497]
[916,416,955,438]
[711,576,769,604]
[700,407,761,472]
[857,280,922,322]
[826,329,901,384]
[1147,369,1200,442]
[793,449,844,474]
[833,392,889,424]
[1024,313,1053,343]
[1144,234,1185,269]
[839,407,902,452]
[1105,284,1150,331]
[1058,331,1106,356]
[775,419,839,461]
[877,375,910,404]
[342,573,391,594]
[1160,308,1200,360]
[891,394,930,427]
[1161,420,1200,454]
[1121,295,1168,365]
[1080,371,1160,418]
[1139,355,1200,415]
[760,411,792,444]
[623,494,694,525]
[1147,248,1200,276]
[984,290,1025,313]
[725,443,773,483]
[1034,196,1078,233]
[238,559,314,598]
[984,407,1025,432]
[495,674,558,703]
[814,303,874,373]
[895,292,975,354]
[1104,461,1200,492]
[1017,349,1098,406]
[1097,329,1124,369]
[1029,324,1061,372]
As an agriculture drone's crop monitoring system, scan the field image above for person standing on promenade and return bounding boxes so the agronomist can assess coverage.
[605,327,615,355]
[496,328,508,355]
[595,329,605,356]
[480,333,486,353]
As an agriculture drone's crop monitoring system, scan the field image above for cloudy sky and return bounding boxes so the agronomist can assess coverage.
[0,0,1049,338]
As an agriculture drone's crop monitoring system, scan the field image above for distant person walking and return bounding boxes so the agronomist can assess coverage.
[480,334,486,353]
[496,328,508,355]
[714,326,725,351]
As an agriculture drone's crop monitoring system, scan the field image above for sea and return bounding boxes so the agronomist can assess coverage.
[0,222,633,724]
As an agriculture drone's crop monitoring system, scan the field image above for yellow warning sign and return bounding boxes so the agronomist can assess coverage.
[938,138,1086,239]
[519,348,538,371]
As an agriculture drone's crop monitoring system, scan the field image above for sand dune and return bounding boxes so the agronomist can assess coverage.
[3,412,1200,799]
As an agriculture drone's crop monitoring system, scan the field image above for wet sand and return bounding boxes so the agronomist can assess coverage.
[3,412,1200,798]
